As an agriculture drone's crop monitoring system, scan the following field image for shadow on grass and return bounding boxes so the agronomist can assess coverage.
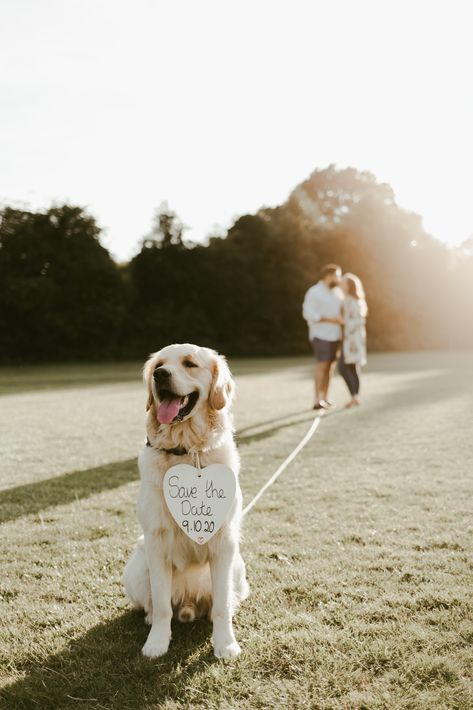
[238,407,344,446]
[0,610,217,709]
[362,350,473,375]
[237,412,317,446]
[365,366,472,415]
[0,459,137,525]
[237,410,310,436]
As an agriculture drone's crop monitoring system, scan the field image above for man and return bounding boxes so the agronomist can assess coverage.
[302,264,344,410]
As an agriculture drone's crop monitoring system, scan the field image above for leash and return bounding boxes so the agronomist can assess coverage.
[242,413,323,517]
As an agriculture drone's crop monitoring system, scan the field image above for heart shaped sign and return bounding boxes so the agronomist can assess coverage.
[163,464,237,545]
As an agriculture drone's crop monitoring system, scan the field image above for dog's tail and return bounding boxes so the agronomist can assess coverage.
[176,603,196,622]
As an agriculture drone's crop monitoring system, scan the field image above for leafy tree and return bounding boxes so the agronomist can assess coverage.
[143,202,186,249]
[125,204,219,354]
[0,205,126,361]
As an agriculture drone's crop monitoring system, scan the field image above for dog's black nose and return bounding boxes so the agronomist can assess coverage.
[153,367,171,382]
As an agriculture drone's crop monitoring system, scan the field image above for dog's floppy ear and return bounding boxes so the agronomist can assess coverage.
[143,353,157,412]
[209,352,234,411]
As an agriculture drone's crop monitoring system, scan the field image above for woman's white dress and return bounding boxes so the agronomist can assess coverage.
[343,296,367,366]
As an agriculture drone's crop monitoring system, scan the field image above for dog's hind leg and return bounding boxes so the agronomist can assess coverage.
[123,536,152,621]
[231,552,250,611]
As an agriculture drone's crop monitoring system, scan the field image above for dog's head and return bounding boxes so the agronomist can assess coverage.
[143,343,234,426]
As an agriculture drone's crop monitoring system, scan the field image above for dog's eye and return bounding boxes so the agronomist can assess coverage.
[183,359,198,368]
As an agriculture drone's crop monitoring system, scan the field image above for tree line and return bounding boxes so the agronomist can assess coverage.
[1,166,471,363]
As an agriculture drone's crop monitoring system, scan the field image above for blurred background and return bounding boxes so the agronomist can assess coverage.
[1,0,472,362]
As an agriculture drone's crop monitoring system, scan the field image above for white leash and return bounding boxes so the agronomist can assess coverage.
[242,414,322,517]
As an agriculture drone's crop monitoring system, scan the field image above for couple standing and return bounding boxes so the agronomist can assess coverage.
[302,264,367,410]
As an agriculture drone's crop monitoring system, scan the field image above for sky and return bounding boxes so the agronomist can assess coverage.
[1,0,472,261]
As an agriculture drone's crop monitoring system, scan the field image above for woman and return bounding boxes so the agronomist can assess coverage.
[338,273,368,407]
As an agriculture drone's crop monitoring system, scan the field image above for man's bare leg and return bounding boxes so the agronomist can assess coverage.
[315,361,330,404]
[322,361,336,403]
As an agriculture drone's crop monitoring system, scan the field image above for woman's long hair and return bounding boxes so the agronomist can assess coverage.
[344,273,368,317]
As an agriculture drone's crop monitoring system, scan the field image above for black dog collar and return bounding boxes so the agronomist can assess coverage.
[145,436,188,456]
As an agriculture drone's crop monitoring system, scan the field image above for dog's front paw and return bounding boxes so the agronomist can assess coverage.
[142,634,170,658]
[213,640,241,659]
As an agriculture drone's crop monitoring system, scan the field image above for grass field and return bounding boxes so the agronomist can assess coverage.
[1,352,472,709]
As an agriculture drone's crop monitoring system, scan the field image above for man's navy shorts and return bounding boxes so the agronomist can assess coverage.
[311,337,341,363]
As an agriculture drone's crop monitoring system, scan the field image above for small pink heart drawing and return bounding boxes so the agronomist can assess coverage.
[197,536,205,544]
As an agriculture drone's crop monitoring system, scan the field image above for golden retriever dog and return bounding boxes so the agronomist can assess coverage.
[123,343,249,659]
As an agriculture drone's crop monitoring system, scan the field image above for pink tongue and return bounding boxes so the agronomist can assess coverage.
[157,397,182,424]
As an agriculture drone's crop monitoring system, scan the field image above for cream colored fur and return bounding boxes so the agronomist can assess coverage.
[123,344,249,659]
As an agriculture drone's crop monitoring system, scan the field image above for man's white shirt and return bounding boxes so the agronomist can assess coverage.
[302,281,344,342]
